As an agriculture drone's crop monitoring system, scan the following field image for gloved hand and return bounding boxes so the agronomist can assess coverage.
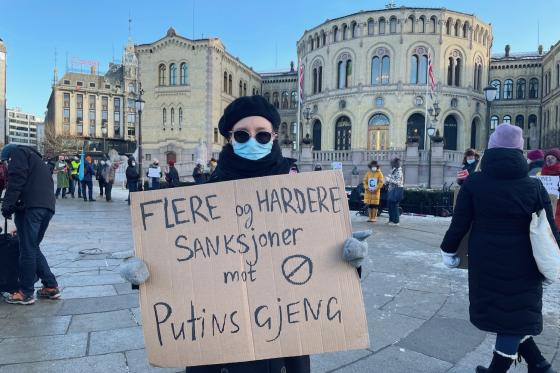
[1,205,15,220]
[441,250,460,268]
[119,257,150,285]
[343,230,372,268]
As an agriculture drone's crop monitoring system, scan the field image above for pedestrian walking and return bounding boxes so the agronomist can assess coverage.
[54,156,69,199]
[96,160,106,197]
[440,124,559,373]
[541,148,560,228]
[527,150,545,176]
[147,160,162,190]
[126,157,140,205]
[363,160,384,223]
[70,156,81,198]
[81,155,95,202]
[457,148,479,186]
[192,161,205,184]
[385,158,404,226]
[102,160,118,202]
[1,144,60,305]
[165,160,180,188]
[120,95,370,373]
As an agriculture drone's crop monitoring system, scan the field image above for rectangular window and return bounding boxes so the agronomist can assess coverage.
[114,97,121,137]
[105,84,111,89]
[89,95,96,109]
[63,108,70,123]
[63,93,70,108]
[89,108,96,137]
[76,94,83,135]
[77,81,83,86]
[63,80,70,85]
[89,82,96,88]
[101,96,108,130]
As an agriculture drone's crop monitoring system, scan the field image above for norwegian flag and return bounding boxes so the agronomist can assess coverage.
[298,58,304,103]
[428,51,436,96]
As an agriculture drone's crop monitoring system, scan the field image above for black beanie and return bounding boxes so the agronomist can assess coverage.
[218,96,281,138]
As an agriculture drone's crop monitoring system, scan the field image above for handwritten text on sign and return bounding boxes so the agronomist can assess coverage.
[130,171,369,368]
[532,176,560,197]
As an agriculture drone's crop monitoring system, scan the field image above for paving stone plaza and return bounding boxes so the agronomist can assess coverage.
[0,188,558,373]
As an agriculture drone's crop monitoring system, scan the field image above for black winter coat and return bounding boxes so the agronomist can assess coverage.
[3,146,55,213]
[166,166,180,187]
[441,148,559,335]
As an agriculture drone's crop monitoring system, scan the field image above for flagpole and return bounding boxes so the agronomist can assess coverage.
[297,58,302,153]
[424,55,430,150]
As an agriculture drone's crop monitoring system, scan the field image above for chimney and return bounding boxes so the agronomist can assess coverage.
[90,65,97,75]
[290,61,295,72]
[505,45,510,57]
[538,45,543,55]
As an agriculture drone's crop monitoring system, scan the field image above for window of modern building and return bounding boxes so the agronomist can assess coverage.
[159,64,166,86]
[114,97,121,137]
[529,78,539,99]
[491,80,501,100]
[503,79,513,99]
[180,63,188,85]
[89,95,96,136]
[76,94,83,135]
[89,83,95,88]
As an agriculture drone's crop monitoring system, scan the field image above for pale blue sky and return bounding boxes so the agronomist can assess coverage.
[0,0,558,116]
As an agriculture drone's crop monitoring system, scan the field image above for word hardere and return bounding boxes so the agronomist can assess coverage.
[153,296,342,346]
[255,186,343,214]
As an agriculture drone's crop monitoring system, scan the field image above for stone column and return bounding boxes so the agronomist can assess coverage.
[430,141,445,188]
[300,143,313,172]
[404,141,419,186]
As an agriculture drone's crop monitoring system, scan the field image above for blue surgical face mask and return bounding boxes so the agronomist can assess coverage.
[466,159,475,165]
[232,138,273,160]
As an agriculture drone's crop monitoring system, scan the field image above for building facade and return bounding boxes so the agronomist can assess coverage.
[0,38,6,145]
[542,41,560,148]
[135,27,261,173]
[297,7,492,153]
[6,108,41,147]
[44,40,139,154]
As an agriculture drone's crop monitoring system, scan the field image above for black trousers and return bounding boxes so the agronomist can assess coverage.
[105,182,113,201]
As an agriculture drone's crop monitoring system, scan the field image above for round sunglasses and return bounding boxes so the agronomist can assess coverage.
[231,130,274,144]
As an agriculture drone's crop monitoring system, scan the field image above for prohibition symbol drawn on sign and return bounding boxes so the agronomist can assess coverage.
[281,254,314,285]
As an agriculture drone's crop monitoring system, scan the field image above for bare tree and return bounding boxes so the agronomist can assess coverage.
[41,125,84,158]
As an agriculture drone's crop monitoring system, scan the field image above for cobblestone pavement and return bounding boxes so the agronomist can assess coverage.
[0,188,558,372]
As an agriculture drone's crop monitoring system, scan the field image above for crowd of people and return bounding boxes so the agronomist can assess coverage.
[0,95,558,372]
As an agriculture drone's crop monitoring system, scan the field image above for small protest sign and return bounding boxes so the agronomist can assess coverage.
[368,178,378,191]
[130,171,369,368]
[331,162,343,170]
[532,176,560,197]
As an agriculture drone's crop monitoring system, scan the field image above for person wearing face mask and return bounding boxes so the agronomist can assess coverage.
[457,149,479,186]
[120,96,371,373]
[126,157,140,206]
[362,160,384,223]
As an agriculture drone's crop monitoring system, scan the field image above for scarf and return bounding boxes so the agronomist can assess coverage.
[541,162,560,176]
[209,142,294,182]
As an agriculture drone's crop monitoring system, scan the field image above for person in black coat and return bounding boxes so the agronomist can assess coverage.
[456,148,479,186]
[126,157,140,205]
[1,144,60,305]
[165,160,180,188]
[441,124,559,373]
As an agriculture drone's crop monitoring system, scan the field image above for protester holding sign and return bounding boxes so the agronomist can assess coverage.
[527,149,545,177]
[121,96,370,373]
[385,158,403,226]
[441,124,560,373]
[362,160,384,223]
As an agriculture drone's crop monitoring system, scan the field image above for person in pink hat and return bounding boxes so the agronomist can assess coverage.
[441,124,559,373]
[527,149,544,176]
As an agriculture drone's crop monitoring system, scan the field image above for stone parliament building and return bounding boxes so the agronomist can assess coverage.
[43,6,560,186]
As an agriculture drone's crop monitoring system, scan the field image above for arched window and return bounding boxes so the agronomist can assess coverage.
[342,24,348,40]
[337,54,352,89]
[223,71,228,92]
[170,108,175,127]
[315,34,320,48]
[491,80,501,100]
[312,62,323,94]
[490,115,499,130]
[515,115,524,129]
[243,82,247,96]
[474,27,479,42]
[407,113,426,149]
[351,22,358,38]
[379,17,386,34]
[516,78,526,99]
[410,50,428,84]
[418,16,425,33]
[228,74,232,95]
[308,36,313,51]
[334,116,352,150]
[273,92,279,109]
[406,16,414,33]
[447,57,454,86]
[529,78,539,98]
[290,91,297,108]
[446,19,452,35]
[322,31,327,46]
[430,16,437,33]
[239,80,243,97]
[454,20,460,37]
[503,79,513,99]
[454,58,461,86]
[264,92,270,103]
[281,91,289,109]
[381,56,390,84]
[389,17,397,33]
[158,64,166,86]
[333,26,339,42]
[528,114,537,128]
[368,19,374,35]
[443,115,458,150]
[368,114,390,150]
[169,63,177,85]
[473,61,483,91]
[345,60,352,88]
[162,108,167,128]
[178,108,183,128]
[312,120,322,150]
[371,52,391,85]
[503,115,512,124]
[180,63,188,85]
[462,22,468,38]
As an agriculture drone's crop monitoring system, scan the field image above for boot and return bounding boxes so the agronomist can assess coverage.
[518,337,557,373]
[371,208,378,222]
[367,209,374,222]
[476,351,515,373]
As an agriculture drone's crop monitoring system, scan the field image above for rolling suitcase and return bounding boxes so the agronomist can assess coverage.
[0,219,20,293]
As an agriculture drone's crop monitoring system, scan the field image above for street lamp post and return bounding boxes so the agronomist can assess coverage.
[427,102,441,189]
[483,85,498,147]
[135,90,145,188]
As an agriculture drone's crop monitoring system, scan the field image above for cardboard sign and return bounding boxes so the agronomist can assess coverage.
[331,162,343,170]
[368,178,378,190]
[532,176,560,197]
[130,171,369,368]
[148,168,161,178]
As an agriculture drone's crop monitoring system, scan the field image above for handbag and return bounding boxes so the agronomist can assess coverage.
[530,181,560,283]
[387,186,404,202]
